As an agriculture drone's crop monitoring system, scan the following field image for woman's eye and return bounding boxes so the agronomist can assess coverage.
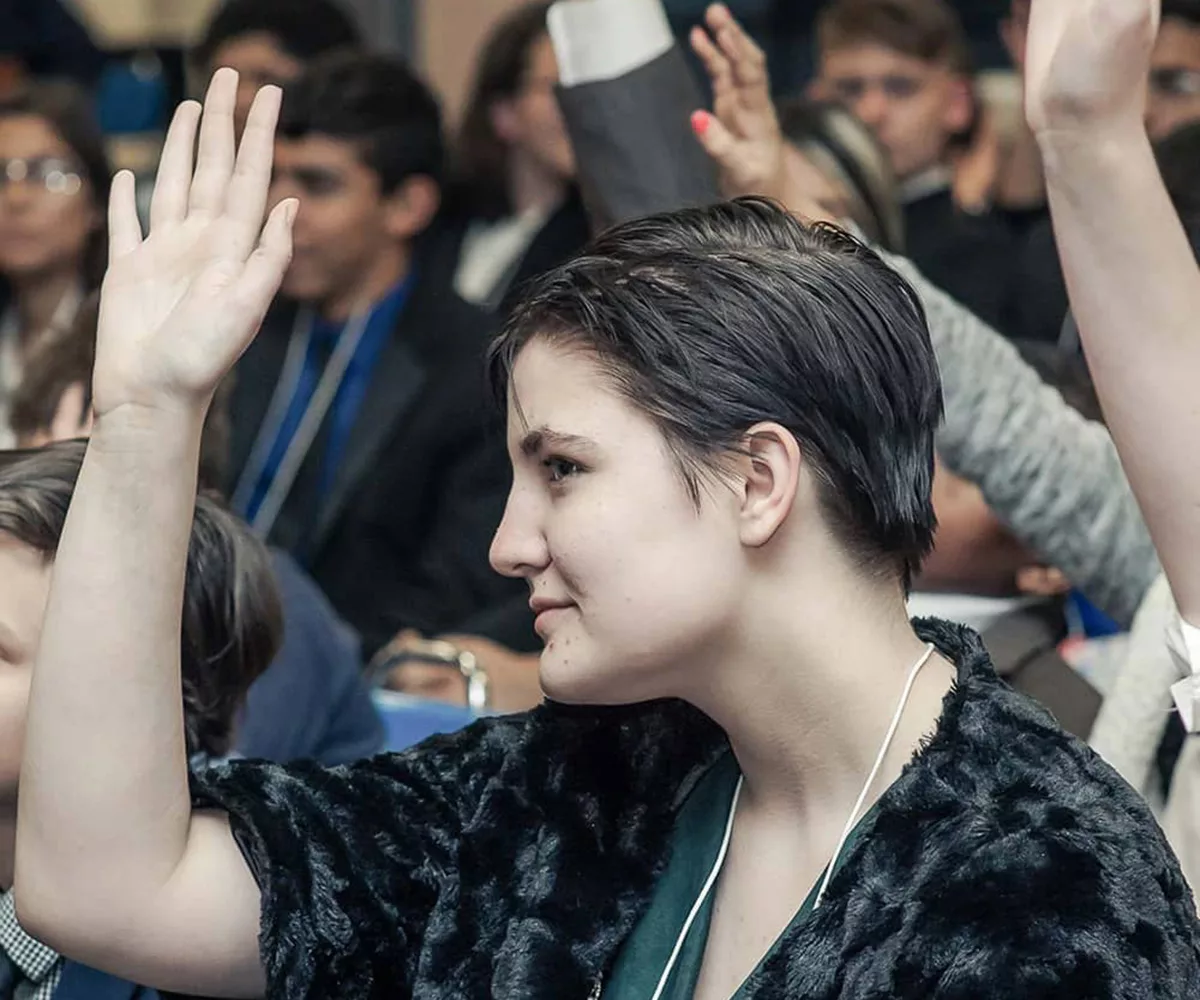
[542,456,581,483]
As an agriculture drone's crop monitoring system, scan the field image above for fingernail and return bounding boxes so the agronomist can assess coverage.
[691,110,711,136]
[285,199,298,225]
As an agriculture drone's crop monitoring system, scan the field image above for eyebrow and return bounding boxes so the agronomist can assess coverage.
[519,427,597,458]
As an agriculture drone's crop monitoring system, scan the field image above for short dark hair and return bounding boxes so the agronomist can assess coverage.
[0,441,282,758]
[489,198,943,589]
[0,81,111,289]
[454,2,553,218]
[9,294,232,492]
[193,0,362,70]
[280,51,445,192]
[816,0,973,76]
[1162,0,1200,27]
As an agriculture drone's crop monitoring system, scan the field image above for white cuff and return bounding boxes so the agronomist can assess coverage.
[1167,612,1200,732]
[547,0,674,87]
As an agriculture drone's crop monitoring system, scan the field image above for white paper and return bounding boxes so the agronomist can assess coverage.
[547,0,674,87]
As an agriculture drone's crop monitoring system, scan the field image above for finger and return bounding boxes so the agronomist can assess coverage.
[691,110,740,172]
[232,197,296,326]
[107,170,142,259]
[224,85,282,260]
[715,13,770,105]
[148,101,200,231]
[188,68,239,217]
[690,25,736,105]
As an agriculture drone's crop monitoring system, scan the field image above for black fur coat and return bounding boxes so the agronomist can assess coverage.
[192,620,1200,998]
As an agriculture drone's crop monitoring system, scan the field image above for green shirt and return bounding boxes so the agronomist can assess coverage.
[601,754,873,999]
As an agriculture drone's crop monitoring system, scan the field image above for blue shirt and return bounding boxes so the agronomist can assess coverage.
[241,275,416,524]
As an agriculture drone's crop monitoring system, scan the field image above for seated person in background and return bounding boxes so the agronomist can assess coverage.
[0,82,109,449]
[190,0,362,138]
[226,52,536,691]
[0,440,279,998]
[435,1,589,315]
[10,296,384,766]
[810,0,1014,329]
[776,96,905,251]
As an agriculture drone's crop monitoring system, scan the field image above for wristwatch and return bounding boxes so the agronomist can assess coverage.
[371,636,491,712]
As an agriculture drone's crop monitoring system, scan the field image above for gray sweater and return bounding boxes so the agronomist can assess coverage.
[886,253,1159,626]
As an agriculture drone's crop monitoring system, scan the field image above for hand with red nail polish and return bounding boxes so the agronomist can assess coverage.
[688,3,789,203]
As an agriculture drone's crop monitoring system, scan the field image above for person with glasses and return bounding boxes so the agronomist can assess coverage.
[0,82,108,450]
[1147,0,1200,139]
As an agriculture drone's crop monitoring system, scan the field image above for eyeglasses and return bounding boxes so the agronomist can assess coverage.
[0,157,84,196]
[1149,68,1200,98]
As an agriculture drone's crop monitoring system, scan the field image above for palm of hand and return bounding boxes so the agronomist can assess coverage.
[95,222,240,413]
[713,83,783,197]
[1024,0,1159,135]
[92,71,295,419]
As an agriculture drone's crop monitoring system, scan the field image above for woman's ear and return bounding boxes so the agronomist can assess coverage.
[738,422,802,547]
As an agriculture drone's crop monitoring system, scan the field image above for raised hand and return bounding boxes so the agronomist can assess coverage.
[92,68,295,419]
[689,4,788,201]
[1024,0,1159,137]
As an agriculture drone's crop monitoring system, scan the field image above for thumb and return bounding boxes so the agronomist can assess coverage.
[691,110,741,172]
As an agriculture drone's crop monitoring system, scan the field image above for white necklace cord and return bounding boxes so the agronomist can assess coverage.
[647,642,937,999]
[648,774,744,1000]
[812,642,936,910]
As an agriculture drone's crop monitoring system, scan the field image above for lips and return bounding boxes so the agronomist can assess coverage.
[530,598,576,638]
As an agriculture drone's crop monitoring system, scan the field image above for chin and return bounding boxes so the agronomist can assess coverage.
[537,641,628,707]
[280,268,327,304]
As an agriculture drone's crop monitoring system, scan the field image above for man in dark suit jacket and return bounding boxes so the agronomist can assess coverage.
[225,52,532,660]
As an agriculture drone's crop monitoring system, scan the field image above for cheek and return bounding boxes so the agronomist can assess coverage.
[319,198,387,256]
[550,489,740,642]
[0,670,30,795]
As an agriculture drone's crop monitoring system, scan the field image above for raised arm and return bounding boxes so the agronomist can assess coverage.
[14,71,294,995]
[1027,0,1200,621]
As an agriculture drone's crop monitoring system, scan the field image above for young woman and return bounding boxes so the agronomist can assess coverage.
[0,82,109,448]
[11,66,1199,1000]
[440,1,588,314]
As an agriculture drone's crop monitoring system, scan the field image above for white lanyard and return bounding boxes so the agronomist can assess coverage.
[649,642,937,1000]
[231,305,374,539]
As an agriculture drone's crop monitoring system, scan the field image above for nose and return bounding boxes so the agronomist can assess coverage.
[0,179,35,210]
[853,87,890,130]
[489,484,550,580]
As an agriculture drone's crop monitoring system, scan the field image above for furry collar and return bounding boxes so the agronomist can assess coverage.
[197,619,1200,998]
